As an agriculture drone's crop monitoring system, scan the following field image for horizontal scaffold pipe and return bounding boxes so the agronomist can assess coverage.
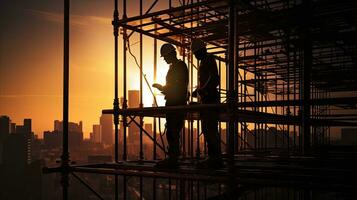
[44,162,357,189]
[116,0,220,24]
[104,97,357,114]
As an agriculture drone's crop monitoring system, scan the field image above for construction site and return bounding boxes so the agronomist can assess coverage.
[44,0,357,199]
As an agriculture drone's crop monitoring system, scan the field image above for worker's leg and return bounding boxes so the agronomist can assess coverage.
[201,92,222,159]
[201,113,221,159]
[166,113,184,159]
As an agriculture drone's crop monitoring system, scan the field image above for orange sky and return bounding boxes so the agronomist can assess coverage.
[0,0,197,138]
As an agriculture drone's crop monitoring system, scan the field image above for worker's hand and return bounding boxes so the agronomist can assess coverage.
[152,83,163,91]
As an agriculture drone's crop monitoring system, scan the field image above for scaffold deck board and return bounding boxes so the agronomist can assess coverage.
[102,103,357,126]
[44,157,357,189]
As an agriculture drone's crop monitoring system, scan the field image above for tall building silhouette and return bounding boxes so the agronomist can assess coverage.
[128,90,140,145]
[100,114,113,145]
[144,123,152,144]
[54,120,61,132]
[3,118,33,166]
[0,116,11,164]
[0,116,11,135]
[10,123,16,133]
[91,124,101,143]
[24,118,31,133]
[128,90,140,108]
[1,117,42,199]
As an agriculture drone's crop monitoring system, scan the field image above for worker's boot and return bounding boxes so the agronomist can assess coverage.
[155,156,179,169]
[197,156,223,169]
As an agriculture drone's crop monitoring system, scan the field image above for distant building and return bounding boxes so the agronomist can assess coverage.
[0,116,10,136]
[341,128,357,145]
[128,90,140,145]
[54,120,83,133]
[43,130,61,148]
[0,116,11,164]
[54,120,61,131]
[246,127,292,148]
[90,124,101,144]
[3,118,33,166]
[10,122,16,133]
[100,114,113,145]
[128,90,140,108]
[43,120,84,149]
[24,118,31,132]
[144,123,153,144]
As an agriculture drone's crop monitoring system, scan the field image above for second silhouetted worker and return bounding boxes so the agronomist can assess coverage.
[191,39,223,169]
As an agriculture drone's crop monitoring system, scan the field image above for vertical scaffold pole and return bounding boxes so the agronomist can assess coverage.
[234,2,239,153]
[122,0,128,162]
[151,15,158,198]
[153,23,157,160]
[61,0,70,199]
[112,0,119,164]
[122,0,128,199]
[227,0,237,198]
[153,22,157,199]
[111,0,120,199]
[139,0,144,161]
[302,0,311,154]
[139,1,144,198]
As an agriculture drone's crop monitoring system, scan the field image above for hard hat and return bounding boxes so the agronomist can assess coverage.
[160,43,176,57]
[191,39,206,53]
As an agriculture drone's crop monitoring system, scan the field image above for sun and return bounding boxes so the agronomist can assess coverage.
[141,61,169,107]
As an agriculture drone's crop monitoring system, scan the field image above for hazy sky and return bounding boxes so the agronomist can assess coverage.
[0,0,178,137]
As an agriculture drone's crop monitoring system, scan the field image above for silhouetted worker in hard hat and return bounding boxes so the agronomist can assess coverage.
[152,43,189,168]
[191,39,223,169]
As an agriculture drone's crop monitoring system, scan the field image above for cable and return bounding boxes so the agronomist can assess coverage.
[124,34,168,155]
[125,36,159,107]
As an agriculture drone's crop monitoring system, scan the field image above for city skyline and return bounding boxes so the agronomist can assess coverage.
[0,90,158,138]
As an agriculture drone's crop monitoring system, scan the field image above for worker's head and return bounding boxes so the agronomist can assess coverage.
[160,43,177,64]
[191,39,207,60]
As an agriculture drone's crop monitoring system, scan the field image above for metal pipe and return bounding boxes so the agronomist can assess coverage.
[139,0,144,161]
[122,0,128,161]
[112,0,119,199]
[116,0,217,24]
[61,0,70,199]
[122,0,127,194]
[112,0,119,164]
[234,0,239,154]
[153,23,157,160]
[227,0,237,198]
[303,0,312,154]
[71,172,105,200]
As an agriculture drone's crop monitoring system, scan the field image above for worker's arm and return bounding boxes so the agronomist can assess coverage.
[152,83,164,91]
[162,63,188,95]
[196,56,219,96]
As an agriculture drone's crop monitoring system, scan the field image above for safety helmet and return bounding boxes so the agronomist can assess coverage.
[191,39,206,53]
[160,43,176,57]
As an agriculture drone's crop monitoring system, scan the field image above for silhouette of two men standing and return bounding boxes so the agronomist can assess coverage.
[153,40,222,169]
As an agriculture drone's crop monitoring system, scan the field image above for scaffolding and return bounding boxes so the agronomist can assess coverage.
[44,0,357,199]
